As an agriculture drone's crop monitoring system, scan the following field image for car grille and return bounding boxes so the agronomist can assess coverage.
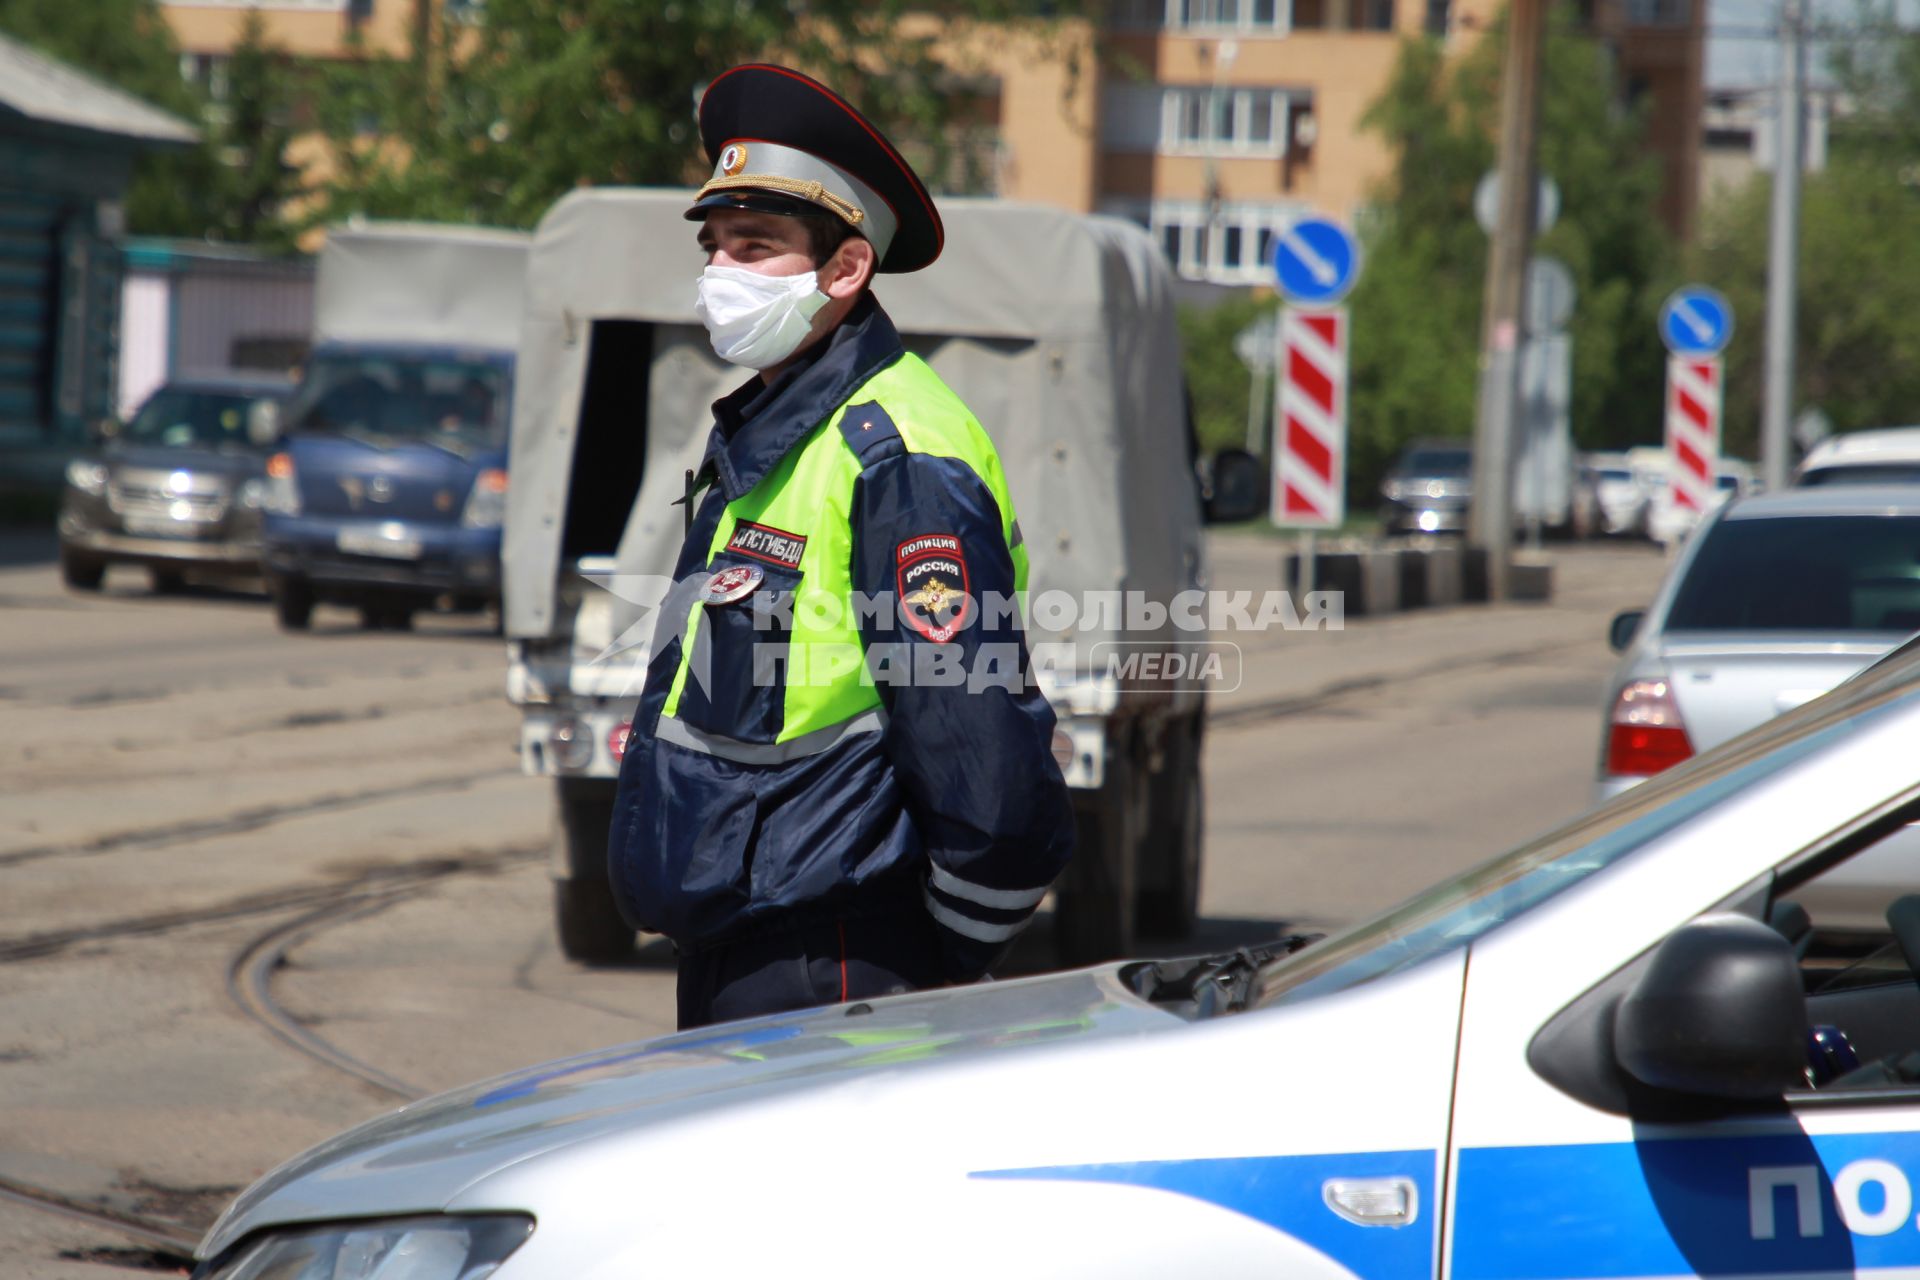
[108,469,228,526]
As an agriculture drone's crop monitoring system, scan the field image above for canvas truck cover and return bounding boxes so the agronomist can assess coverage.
[315,222,532,352]
[503,188,1200,668]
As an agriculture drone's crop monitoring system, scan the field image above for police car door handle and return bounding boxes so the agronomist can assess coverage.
[1322,1177,1419,1227]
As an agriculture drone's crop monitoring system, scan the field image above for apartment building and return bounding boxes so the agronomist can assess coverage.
[157,0,1704,284]
[968,0,1705,282]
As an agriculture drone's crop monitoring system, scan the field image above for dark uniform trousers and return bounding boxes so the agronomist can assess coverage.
[676,907,948,1029]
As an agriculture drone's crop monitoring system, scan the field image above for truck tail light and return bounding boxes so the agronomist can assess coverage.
[608,720,633,764]
[262,452,301,516]
[1606,677,1694,776]
[547,717,592,770]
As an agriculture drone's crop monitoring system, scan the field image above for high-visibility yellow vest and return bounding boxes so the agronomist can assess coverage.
[658,353,1027,758]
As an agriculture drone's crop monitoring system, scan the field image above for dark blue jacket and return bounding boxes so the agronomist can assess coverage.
[609,296,1073,978]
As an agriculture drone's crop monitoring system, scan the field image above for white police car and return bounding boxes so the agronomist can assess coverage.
[194,640,1920,1280]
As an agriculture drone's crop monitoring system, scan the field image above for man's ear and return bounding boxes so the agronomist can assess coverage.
[820,235,876,300]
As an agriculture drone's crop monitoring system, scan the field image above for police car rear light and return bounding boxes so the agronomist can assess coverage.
[608,720,632,764]
[1606,678,1694,776]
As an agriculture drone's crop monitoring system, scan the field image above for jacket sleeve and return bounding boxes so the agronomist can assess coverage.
[849,437,1076,980]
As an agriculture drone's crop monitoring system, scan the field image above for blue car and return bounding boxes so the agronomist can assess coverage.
[261,345,511,630]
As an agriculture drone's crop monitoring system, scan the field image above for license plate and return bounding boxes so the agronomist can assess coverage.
[124,515,192,538]
[337,525,423,560]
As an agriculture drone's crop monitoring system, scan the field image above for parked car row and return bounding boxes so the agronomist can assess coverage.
[1374,438,1757,544]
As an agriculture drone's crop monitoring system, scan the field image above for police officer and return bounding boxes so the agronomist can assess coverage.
[609,64,1075,1030]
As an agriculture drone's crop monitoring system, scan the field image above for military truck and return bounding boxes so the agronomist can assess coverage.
[502,190,1259,966]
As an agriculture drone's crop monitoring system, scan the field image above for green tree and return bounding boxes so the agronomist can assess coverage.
[1348,6,1674,497]
[0,0,217,236]
[1180,9,1677,505]
[1687,11,1920,452]
[308,1,1084,231]
[211,9,304,248]
[0,0,302,244]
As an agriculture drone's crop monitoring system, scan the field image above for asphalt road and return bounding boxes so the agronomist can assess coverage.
[0,533,1670,1275]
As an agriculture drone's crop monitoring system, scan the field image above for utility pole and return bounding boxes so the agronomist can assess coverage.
[1469,0,1547,601]
[1760,0,1805,492]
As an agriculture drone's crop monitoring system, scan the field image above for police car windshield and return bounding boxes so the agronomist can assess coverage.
[1253,679,1917,1010]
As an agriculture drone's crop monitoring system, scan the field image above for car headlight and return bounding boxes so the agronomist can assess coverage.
[200,1214,533,1280]
[263,453,301,516]
[237,477,267,510]
[66,459,108,497]
[1381,480,1406,501]
[463,468,509,529]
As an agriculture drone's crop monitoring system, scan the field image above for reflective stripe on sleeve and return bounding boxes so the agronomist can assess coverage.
[929,864,1048,911]
[655,708,888,765]
[924,885,1030,943]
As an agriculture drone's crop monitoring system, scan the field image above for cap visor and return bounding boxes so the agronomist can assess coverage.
[683,190,833,222]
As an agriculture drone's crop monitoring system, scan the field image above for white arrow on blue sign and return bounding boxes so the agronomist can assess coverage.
[1272,217,1361,306]
[1660,285,1734,356]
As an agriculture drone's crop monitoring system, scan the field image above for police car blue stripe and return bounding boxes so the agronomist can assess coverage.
[1453,1131,1920,1280]
[974,1149,1437,1280]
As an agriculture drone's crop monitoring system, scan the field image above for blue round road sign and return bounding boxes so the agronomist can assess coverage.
[1272,217,1361,306]
[1660,286,1733,356]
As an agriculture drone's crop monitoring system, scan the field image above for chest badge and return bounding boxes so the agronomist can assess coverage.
[700,563,764,605]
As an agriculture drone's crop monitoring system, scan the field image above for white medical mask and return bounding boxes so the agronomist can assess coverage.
[694,263,829,370]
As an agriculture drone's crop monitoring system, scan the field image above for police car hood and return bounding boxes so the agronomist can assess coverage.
[199,965,1178,1258]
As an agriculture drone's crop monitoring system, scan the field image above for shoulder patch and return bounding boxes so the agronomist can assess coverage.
[896,533,971,643]
[838,401,907,469]
[725,519,806,570]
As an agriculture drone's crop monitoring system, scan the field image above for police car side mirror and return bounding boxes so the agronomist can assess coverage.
[1614,915,1807,1099]
[1608,609,1645,653]
[1204,449,1265,525]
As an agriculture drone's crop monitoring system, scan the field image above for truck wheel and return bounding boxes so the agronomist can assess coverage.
[1136,721,1203,940]
[1054,741,1140,967]
[553,779,634,963]
[272,575,314,631]
[60,549,105,591]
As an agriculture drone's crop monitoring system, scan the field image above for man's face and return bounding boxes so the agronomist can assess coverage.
[697,208,815,278]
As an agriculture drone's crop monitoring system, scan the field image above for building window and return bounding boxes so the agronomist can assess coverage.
[1110,0,1289,30]
[1625,0,1690,24]
[1109,0,1397,29]
[1109,199,1308,284]
[1159,86,1297,155]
